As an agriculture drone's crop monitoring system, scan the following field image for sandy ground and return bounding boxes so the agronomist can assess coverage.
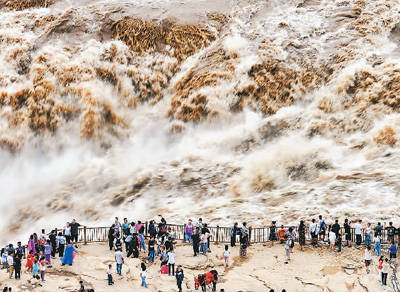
[0,241,397,292]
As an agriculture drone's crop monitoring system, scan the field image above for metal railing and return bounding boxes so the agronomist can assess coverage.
[67,224,400,245]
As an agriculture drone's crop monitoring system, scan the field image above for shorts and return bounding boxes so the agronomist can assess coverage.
[365,260,371,266]
[269,233,277,241]
[345,233,351,241]
[390,254,397,259]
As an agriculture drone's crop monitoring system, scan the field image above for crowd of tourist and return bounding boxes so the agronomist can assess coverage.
[1,215,399,291]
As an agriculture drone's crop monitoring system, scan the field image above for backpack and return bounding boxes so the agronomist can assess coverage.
[161,225,167,234]
[210,270,218,281]
[320,221,326,231]
[115,238,122,248]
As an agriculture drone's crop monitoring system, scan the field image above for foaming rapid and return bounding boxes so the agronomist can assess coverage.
[1,0,400,242]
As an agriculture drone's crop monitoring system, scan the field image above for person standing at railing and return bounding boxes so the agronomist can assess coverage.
[202,224,212,253]
[309,219,318,247]
[70,219,81,246]
[385,222,396,244]
[374,222,383,237]
[331,220,340,238]
[364,223,372,245]
[108,225,115,251]
[344,219,351,247]
[269,221,277,247]
[298,221,306,251]
[185,219,194,244]
[354,220,363,246]
[318,215,327,242]
[122,218,129,236]
[64,223,71,245]
[230,222,238,247]
[148,220,157,238]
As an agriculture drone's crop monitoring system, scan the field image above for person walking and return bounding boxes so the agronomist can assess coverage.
[362,245,372,274]
[115,248,124,276]
[230,223,238,247]
[44,240,52,264]
[284,236,291,264]
[224,245,230,267]
[337,234,342,253]
[49,230,57,258]
[56,232,66,258]
[61,244,78,266]
[176,265,184,292]
[167,249,176,276]
[108,225,115,251]
[107,264,114,285]
[374,234,381,256]
[140,262,148,288]
[382,258,389,286]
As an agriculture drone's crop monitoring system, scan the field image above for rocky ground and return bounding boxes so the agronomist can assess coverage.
[0,241,396,291]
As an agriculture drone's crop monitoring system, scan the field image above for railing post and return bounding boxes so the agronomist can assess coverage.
[216,225,219,244]
[84,226,87,245]
[248,227,252,246]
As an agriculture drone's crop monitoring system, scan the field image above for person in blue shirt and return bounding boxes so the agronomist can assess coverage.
[390,242,397,263]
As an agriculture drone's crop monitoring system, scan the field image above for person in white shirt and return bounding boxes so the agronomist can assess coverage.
[167,249,176,276]
[223,245,230,267]
[362,245,372,274]
[7,253,14,279]
[64,223,72,244]
[309,219,319,247]
[381,258,390,285]
[354,220,363,246]
[115,249,124,276]
[328,228,336,252]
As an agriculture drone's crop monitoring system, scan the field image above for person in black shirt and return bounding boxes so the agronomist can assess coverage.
[131,234,139,258]
[14,255,21,279]
[176,265,184,292]
[49,230,57,258]
[108,225,115,251]
[385,222,396,243]
[165,237,173,252]
[343,219,351,247]
[191,228,200,256]
[269,221,277,247]
[146,237,156,263]
[70,219,80,245]
[230,223,238,247]
[331,220,341,237]
[374,222,383,237]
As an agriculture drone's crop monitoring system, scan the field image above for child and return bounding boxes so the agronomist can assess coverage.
[107,264,114,285]
[26,250,34,272]
[39,259,46,282]
[377,256,384,282]
[223,245,230,267]
[284,237,291,264]
[7,253,14,279]
[390,242,397,263]
[14,255,21,280]
[176,265,184,292]
[140,262,147,288]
